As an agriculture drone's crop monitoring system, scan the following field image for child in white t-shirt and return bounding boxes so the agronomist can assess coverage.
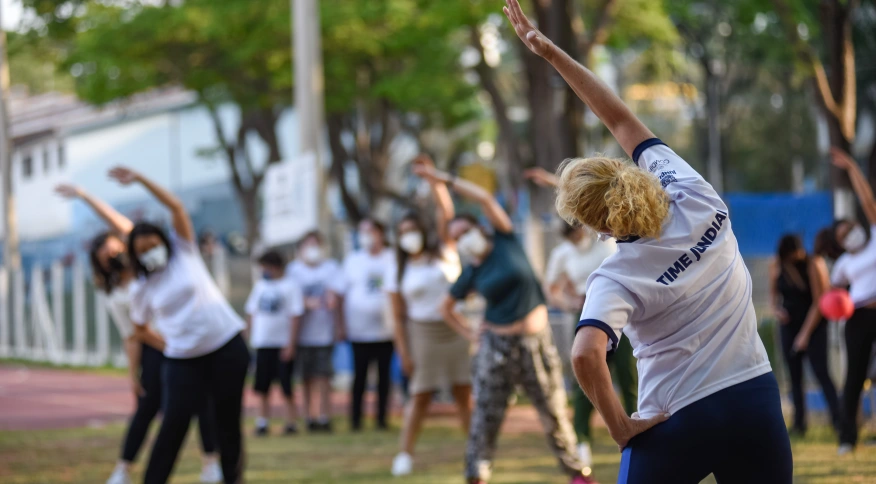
[246,250,305,436]
[285,231,345,432]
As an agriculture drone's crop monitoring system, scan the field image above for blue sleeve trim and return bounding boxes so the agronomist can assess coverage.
[632,138,667,165]
[576,318,619,353]
[616,235,641,244]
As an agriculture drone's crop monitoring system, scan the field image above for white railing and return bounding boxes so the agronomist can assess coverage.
[0,245,233,367]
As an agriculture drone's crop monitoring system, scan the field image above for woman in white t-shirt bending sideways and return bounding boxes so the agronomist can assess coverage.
[110,167,249,484]
[828,149,876,455]
[386,155,472,477]
[55,184,222,484]
[504,1,791,482]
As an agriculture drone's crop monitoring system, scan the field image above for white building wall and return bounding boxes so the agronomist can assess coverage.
[12,102,300,243]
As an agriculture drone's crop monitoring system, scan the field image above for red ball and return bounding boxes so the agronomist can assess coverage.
[819,289,855,321]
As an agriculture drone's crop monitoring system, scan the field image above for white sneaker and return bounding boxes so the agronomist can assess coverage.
[200,461,223,483]
[391,452,413,476]
[837,444,854,456]
[577,442,593,467]
[106,465,132,484]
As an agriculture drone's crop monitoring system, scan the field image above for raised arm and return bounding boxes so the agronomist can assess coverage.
[413,164,513,234]
[832,148,876,225]
[109,167,195,242]
[504,0,654,158]
[55,184,134,235]
[523,167,559,188]
[414,155,456,245]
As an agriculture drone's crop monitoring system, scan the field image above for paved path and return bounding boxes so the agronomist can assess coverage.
[0,364,580,433]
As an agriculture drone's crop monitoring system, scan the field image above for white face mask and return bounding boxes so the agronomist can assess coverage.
[359,233,375,251]
[399,232,424,254]
[301,245,324,265]
[139,245,168,272]
[457,228,489,260]
[843,225,868,253]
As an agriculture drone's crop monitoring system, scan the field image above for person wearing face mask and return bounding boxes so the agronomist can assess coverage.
[503,1,791,482]
[386,155,472,477]
[109,167,249,484]
[412,163,589,482]
[828,148,876,455]
[525,168,634,469]
[245,250,305,437]
[338,218,396,432]
[285,231,345,432]
[769,234,840,437]
[55,184,223,484]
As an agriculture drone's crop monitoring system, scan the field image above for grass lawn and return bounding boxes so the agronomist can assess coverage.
[0,417,874,483]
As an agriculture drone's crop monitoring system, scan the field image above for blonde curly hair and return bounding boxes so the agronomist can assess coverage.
[555,156,669,240]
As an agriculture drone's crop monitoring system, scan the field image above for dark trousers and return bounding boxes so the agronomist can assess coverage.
[143,334,250,484]
[619,373,792,484]
[121,343,218,462]
[350,341,394,429]
[840,307,876,446]
[779,321,841,432]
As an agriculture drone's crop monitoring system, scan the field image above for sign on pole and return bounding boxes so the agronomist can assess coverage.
[261,153,319,247]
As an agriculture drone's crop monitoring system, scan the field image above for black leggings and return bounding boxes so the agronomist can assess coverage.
[840,307,876,446]
[120,343,218,462]
[779,321,841,432]
[143,334,250,484]
[350,341,394,429]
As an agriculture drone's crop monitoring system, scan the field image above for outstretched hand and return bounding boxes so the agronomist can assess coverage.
[412,156,450,185]
[54,184,83,199]
[108,166,140,185]
[830,148,857,172]
[523,167,559,188]
[503,0,556,59]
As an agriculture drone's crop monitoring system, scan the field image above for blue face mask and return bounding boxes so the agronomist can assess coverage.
[262,271,274,280]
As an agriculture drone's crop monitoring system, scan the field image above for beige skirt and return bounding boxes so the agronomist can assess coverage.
[408,320,472,395]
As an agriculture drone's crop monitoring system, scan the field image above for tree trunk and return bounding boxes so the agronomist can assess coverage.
[551,0,582,161]
[238,187,260,249]
[327,113,363,224]
[819,0,853,192]
[470,26,524,189]
[706,68,724,193]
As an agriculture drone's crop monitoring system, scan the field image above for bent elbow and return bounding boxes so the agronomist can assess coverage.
[571,344,603,372]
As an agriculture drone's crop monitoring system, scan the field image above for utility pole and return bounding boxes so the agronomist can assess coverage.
[293,0,329,233]
[0,2,19,271]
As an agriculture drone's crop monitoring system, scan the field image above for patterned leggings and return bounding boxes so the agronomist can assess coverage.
[464,326,583,481]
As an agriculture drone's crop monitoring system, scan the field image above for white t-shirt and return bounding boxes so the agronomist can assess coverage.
[341,249,395,342]
[130,233,245,359]
[286,259,343,347]
[578,139,771,419]
[245,278,305,349]
[831,225,876,308]
[545,237,617,295]
[106,280,141,340]
[385,249,461,323]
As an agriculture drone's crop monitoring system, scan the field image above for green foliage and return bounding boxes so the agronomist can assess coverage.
[56,0,292,110]
[321,0,494,129]
[7,31,73,94]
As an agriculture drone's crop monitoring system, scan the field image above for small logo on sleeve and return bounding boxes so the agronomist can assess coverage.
[648,159,670,172]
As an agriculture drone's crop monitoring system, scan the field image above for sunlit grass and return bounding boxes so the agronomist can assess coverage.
[0,417,873,483]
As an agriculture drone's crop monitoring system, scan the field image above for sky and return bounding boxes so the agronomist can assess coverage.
[1,0,23,30]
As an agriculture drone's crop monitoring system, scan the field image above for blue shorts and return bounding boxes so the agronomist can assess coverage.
[619,372,792,484]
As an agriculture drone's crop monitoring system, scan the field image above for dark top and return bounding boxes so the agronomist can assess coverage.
[776,259,814,327]
[449,230,545,325]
